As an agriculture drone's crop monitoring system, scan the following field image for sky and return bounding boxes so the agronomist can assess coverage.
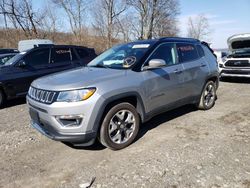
[179,0,250,49]
[31,0,250,49]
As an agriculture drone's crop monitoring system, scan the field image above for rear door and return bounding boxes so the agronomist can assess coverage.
[177,43,208,98]
[141,43,185,113]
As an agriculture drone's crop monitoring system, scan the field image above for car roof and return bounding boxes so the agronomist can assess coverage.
[0,49,19,54]
[0,53,17,57]
[159,37,200,43]
[33,44,92,49]
[132,37,200,44]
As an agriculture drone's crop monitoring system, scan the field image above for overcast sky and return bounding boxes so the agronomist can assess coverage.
[179,0,250,49]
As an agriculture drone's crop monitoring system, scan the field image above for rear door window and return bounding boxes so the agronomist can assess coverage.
[51,48,72,64]
[177,43,199,63]
[197,45,205,57]
[24,48,50,67]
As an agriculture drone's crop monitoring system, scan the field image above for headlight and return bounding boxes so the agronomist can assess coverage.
[57,88,96,102]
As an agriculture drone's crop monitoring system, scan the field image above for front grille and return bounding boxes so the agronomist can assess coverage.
[28,87,57,104]
[225,60,250,67]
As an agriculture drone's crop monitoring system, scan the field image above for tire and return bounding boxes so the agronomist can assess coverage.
[0,90,5,108]
[99,102,140,150]
[198,81,216,110]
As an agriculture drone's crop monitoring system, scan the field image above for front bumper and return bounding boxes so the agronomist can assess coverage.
[31,120,96,145]
[27,93,105,146]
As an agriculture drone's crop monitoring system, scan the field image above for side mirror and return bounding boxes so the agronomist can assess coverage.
[143,59,166,71]
[17,60,27,68]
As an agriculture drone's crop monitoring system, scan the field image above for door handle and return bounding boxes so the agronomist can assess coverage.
[200,63,207,67]
[174,69,182,74]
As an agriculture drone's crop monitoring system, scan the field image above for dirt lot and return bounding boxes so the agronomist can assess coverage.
[0,79,250,188]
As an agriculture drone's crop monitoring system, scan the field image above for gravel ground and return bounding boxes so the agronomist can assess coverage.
[0,78,250,188]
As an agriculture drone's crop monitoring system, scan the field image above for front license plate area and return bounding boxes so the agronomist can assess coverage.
[29,108,40,124]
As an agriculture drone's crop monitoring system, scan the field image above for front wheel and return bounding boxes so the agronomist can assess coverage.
[198,81,216,110]
[99,103,140,150]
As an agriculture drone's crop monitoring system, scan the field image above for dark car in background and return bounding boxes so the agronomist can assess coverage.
[0,48,19,54]
[0,53,18,65]
[0,44,97,107]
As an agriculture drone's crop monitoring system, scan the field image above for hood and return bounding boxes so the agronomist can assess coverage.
[228,33,250,52]
[32,67,127,91]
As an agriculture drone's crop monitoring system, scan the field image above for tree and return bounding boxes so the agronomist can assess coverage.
[93,0,126,48]
[42,3,62,41]
[0,0,45,38]
[127,0,180,40]
[52,0,87,42]
[187,14,211,41]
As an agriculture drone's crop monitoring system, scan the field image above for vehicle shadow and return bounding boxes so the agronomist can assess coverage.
[135,104,196,142]
[2,98,26,108]
[220,77,250,84]
[62,140,106,151]
[65,104,196,151]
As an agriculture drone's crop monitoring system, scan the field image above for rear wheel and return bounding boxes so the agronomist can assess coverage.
[198,81,216,110]
[99,103,140,150]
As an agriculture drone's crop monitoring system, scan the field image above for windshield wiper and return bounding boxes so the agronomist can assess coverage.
[88,64,111,69]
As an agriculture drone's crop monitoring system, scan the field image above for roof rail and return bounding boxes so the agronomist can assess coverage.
[159,37,200,42]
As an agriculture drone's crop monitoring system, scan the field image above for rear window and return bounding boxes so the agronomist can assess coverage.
[52,48,71,63]
[197,45,205,57]
[177,43,199,62]
[76,48,89,58]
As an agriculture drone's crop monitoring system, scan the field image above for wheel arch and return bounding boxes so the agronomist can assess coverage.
[206,75,219,89]
[92,92,146,135]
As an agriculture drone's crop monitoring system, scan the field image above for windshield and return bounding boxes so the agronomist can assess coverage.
[227,49,250,58]
[4,52,26,66]
[88,42,153,69]
[0,54,16,65]
[233,49,250,54]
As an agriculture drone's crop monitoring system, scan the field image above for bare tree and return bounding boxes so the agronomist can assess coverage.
[41,3,62,41]
[93,0,126,48]
[127,0,180,40]
[0,0,45,38]
[0,0,8,28]
[115,14,135,42]
[187,14,211,41]
[52,0,87,42]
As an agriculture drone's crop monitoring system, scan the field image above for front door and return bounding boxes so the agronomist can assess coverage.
[11,48,50,95]
[141,43,185,113]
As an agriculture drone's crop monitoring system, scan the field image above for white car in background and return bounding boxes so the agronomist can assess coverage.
[219,33,250,78]
[214,50,228,63]
[214,50,228,72]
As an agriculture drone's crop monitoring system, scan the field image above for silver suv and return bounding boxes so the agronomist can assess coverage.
[27,38,219,150]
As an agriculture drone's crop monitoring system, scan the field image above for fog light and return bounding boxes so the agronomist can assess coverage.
[56,115,83,127]
[219,64,223,68]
